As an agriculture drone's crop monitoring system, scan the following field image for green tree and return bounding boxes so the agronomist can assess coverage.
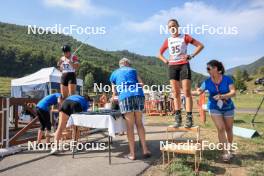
[242,70,250,81]
[234,69,247,91]
[258,66,264,75]
[84,73,94,92]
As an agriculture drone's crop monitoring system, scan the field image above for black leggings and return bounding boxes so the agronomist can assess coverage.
[59,100,83,116]
[36,108,51,131]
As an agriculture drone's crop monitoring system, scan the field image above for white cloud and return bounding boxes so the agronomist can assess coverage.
[122,1,264,39]
[43,0,114,17]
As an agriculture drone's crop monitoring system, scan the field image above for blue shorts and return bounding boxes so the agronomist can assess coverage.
[208,109,234,118]
[119,96,145,114]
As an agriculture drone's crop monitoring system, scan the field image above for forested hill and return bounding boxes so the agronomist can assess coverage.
[226,56,264,75]
[0,22,205,87]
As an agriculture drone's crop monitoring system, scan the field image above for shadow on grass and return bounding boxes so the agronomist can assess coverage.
[234,120,246,124]
[203,150,242,166]
[235,151,264,163]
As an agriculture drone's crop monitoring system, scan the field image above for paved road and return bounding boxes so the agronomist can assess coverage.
[0,126,172,176]
[236,108,264,114]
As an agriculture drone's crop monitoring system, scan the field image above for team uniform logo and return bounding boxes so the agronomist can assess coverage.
[60,55,78,73]
[168,34,187,64]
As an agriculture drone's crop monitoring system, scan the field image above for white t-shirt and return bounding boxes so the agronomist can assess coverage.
[60,55,79,73]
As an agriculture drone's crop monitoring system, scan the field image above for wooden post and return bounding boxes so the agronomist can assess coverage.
[0,97,3,147]
[3,98,10,147]
[162,150,165,165]
[14,105,18,129]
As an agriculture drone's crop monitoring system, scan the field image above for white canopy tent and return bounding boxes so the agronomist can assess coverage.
[11,67,83,98]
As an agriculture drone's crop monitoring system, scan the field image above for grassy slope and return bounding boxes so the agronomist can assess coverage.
[244,73,264,91]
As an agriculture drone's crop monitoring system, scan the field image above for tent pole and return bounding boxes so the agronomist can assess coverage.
[49,82,52,95]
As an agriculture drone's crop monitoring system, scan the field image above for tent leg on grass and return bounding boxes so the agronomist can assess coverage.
[251,96,264,126]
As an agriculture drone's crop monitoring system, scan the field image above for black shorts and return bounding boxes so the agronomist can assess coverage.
[59,100,82,116]
[61,72,77,86]
[36,107,51,131]
[168,63,192,81]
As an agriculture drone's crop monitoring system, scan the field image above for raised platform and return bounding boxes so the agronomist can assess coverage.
[162,125,202,172]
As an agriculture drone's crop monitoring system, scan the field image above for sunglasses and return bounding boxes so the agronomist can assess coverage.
[207,67,212,71]
[168,25,177,28]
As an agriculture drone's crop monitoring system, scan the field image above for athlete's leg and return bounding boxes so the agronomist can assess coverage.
[170,79,181,111]
[54,112,69,143]
[181,79,193,112]
[135,111,150,155]
[125,112,136,159]
[60,84,69,98]
[68,84,76,96]
[37,129,43,143]
[223,115,234,144]
[211,113,228,154]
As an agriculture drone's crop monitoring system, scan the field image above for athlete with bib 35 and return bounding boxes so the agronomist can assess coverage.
[158,19,204,128]
[57,45,80,98]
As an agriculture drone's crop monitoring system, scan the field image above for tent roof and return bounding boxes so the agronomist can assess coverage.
[11,67,83,86]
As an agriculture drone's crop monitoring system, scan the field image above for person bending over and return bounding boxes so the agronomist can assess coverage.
[52,95,89,153]
[36,93,62,143]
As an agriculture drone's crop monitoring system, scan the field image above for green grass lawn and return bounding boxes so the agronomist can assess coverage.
[0,77,12,96]
[233,93,264,109]
[201,114,264,175]
[144,113,264,176]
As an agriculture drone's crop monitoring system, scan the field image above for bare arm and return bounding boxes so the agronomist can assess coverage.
[137,75,144,86]
[111,83,117,97]
[222,84,236,99]
[192,88,205,96]
[157,39,169,64]
[213,84,236,101]
[73,62,80,70]
[67,60,80,70]
[57,58,63,72]
[157,52,169,64]
[190,40,204,58]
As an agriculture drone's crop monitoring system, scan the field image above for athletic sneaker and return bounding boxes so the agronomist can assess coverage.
[222,153,232,162]
[50,148,59,155]
[184,114,193,128]
[173,114,182,128]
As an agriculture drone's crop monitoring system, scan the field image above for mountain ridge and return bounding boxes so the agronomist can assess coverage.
[226,56,264,75]
[0,21,206,88]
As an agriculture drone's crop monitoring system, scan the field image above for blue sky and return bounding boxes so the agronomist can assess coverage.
[0,0,263,75]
